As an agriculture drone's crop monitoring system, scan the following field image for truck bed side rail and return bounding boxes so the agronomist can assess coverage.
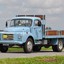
[60,30,64,35]
[46,30,64,36]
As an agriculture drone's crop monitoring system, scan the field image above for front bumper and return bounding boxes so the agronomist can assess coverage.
[0,40,24,44]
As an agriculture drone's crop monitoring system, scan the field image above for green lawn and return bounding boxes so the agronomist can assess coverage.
[1,47,64,64]
[8,47,23,52]
[8,46,52,52]
[0,56,64,64]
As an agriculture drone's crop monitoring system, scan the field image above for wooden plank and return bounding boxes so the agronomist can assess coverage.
[35,15,45,20]
[60,30,64,35]
[16,15,45,20]
[46,30,59,35]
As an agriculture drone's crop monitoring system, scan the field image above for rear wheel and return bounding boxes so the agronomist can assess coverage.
[23,38,33,53]
[33,46,41,52]
[52,39,63,52]
[0,45,8,53]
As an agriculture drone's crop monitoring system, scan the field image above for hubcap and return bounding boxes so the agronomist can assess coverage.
[58,40,63,50]
[27,41,33,51]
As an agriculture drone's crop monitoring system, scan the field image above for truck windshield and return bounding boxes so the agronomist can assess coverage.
[10,19,32,27]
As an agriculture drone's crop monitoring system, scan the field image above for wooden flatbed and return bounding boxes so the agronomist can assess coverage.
[45,30,64,39]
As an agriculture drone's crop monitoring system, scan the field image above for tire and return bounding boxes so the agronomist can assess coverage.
[33,46,41,52]
[52,39,63,52]
[23,38,33,53]
[0,45,8,53]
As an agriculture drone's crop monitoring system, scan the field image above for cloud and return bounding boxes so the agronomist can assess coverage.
[0,0,63,15]
[26,0,63,8]
[0,0,64,30]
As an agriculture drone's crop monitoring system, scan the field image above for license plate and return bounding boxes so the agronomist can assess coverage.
[3,44,9,46]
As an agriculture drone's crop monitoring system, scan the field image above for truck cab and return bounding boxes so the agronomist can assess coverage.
[0,15,46,53]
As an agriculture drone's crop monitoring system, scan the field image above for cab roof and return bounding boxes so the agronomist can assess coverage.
[12,17,41,20]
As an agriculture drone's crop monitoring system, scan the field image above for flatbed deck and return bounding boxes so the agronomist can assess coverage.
[45,35,64,39]
[45,30,64,39]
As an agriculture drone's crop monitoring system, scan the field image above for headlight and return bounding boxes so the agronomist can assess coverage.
[2,34,13,40]
[3,34,8,39]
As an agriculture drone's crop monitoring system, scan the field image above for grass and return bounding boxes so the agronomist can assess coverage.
[8,46,52,52]
[8,47,23,52]
[0,56,64,64]
[42,46,52,51]
[1,47,64,64]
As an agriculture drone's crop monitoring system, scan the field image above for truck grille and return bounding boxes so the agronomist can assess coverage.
[2,34,13,40]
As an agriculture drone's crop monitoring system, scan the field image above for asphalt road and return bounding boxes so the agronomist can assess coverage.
[0,50,64,59]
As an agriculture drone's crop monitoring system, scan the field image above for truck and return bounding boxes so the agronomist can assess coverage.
[0,15,64,53]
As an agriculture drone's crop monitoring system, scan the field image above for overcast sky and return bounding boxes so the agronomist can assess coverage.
[0,0,64,30]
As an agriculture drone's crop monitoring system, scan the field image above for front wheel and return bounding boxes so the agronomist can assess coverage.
[0,45,8,53]
[23,38,33,53]
[52,39,63,52]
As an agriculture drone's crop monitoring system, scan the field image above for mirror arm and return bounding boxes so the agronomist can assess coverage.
[6,21,8,27]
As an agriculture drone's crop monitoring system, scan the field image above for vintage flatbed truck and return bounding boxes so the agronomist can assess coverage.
[0,15,64,53]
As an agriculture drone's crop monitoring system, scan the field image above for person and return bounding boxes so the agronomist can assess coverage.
[18,21,21,26]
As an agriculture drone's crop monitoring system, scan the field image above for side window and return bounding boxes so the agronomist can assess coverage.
[34,20,41,26]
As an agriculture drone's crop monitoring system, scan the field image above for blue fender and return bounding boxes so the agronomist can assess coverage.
[22,32,34,44]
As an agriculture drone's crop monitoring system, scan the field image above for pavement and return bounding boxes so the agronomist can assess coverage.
[0,50,64,59]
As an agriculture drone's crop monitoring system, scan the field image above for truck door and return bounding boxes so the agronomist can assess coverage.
[34,19,42,39]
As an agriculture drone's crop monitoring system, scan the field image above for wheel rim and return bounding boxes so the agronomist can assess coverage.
[58,40,63,50]
[27,41,33,51]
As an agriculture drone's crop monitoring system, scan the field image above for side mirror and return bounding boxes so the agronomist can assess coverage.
[6,21,8,27]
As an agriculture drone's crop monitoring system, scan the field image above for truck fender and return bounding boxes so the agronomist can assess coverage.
[22,33,34,44]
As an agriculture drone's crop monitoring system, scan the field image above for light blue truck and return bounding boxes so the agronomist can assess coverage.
[0,15,64,53]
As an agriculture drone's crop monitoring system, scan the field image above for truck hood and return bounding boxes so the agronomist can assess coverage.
[4,27,30,32]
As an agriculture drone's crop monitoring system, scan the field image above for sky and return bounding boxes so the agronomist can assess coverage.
[0,0,64,30]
